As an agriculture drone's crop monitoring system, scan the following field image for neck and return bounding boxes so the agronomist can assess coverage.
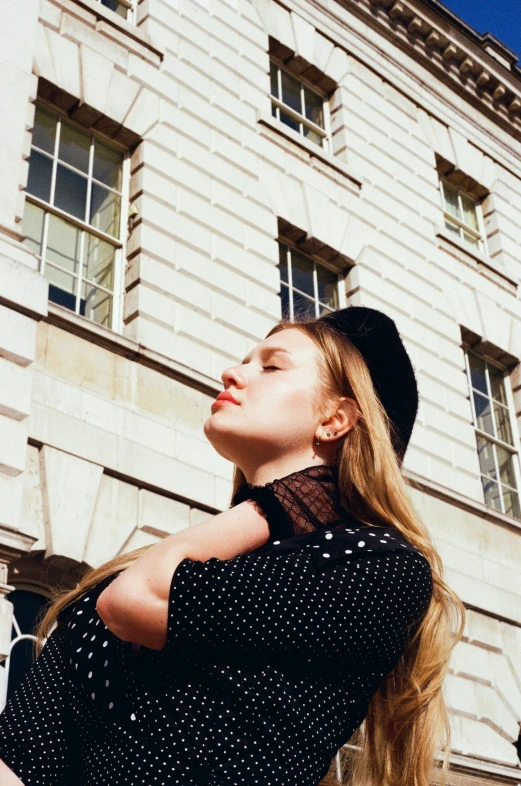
[242,455,333,486]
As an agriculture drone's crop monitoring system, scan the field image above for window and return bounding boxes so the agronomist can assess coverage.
[270,59,330,150]
[439,178,488,254]
[23,105,127,330]
[278,242,340,319]
[98,0,134,21]
[465,351,521,520]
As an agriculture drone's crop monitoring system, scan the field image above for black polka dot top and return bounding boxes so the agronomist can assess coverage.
[0,464,433,785]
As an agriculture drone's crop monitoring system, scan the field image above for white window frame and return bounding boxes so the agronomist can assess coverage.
[439,177,489,256]
[278,241,345,320]
[24,104,130,333]
[97,0,136,23]
[464,349,521,520]
[269,58,332,153]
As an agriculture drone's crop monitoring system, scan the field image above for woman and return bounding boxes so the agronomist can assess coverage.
[0,305,464,786]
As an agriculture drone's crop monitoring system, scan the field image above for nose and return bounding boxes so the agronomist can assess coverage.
[221,363,246,390]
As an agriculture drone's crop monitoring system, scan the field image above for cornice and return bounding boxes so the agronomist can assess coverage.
[333,0,521,136]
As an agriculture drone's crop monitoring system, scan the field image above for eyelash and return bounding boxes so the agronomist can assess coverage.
[263,365,280,371]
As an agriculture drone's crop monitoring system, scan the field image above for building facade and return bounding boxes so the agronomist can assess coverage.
[1,0,521,782]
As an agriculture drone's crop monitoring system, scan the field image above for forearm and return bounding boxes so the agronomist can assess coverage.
[0,758,26,785]
[96,499,270,649]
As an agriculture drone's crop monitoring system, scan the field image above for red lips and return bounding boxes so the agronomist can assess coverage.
[214,391,240,405]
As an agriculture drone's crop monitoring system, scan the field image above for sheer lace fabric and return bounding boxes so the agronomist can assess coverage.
[231,464,355,540]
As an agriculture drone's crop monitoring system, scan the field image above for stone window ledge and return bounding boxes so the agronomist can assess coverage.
[46,302,220,397]
[435,226,519,290]
[64,0,165,61]
[257,112,363,193]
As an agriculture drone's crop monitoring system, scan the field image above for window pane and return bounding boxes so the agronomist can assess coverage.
[317,267,339,310]
[59,123,90,174]
[502,487,521,519]
[47,264,77,312]
[84,234,115,290]
[488,365,508,405]
[26,150,53,202]
[494,402,513,445]
[481,476,501,511]
[90,184,121,237]
[281,71,302,114]
[279,110,299,133]
[473,391,493,435]
[93,143,123,190]
[444,218,461,237]
[461,194,479,230]
[278,244,288,283]
[303,88,324,128]
[303,125,323,147]
[496,444,517,488]
[290,250,314,297]
[54,164,88,221]
[468,354,487,395]
[22,202,45,259]
[279,283,291,320]
[270,61,279,99]
[442,181,460,219]
[46,213,81,275]
[271,101,278,119]
[292,291,316,319]
[477,435,497,479]
[81,281,113,327]
[101,0,127,17]
[32,108,57,155]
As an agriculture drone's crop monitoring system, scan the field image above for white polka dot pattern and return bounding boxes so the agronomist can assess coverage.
[0,465,433,785]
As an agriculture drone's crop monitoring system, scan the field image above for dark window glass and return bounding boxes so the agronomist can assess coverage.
[290,250,314,297]
[26,150,53,202]
[32,108,57,154]
[54,165,88,221]
[281,71,302,114]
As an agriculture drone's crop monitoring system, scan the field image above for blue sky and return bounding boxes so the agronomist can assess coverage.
[437,0,521,63]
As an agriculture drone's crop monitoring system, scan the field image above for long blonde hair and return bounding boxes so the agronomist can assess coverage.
[36,316,465,786]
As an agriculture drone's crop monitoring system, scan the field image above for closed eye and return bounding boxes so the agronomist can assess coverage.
[263,365,281,371]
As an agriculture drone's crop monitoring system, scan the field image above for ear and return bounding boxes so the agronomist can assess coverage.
[316,397,360,441]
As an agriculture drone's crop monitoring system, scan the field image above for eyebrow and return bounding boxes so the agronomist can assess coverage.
[241,346,292,364]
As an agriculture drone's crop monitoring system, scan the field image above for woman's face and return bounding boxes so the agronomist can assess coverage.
[204,328,328,469]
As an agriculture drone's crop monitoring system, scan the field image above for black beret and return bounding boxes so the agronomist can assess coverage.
[318,306,418,464]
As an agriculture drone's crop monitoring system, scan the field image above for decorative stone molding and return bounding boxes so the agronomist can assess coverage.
[358,0,521,131]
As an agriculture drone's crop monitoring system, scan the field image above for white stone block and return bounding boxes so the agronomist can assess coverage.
[105,67,141,124]
[40,445,103,561]
[0,255,48,318]
[138,488,190,537]
[0,306,37,367]
[84,474,138,567]
[46,24,81,98]
[29,402,120,469]
[123,87,161,137]
[0,474,23,531]
[0,414,28,477]
[0,358,32,420]
[78,43,114,115]
[32,370,83,419]
[19,444,45,545]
